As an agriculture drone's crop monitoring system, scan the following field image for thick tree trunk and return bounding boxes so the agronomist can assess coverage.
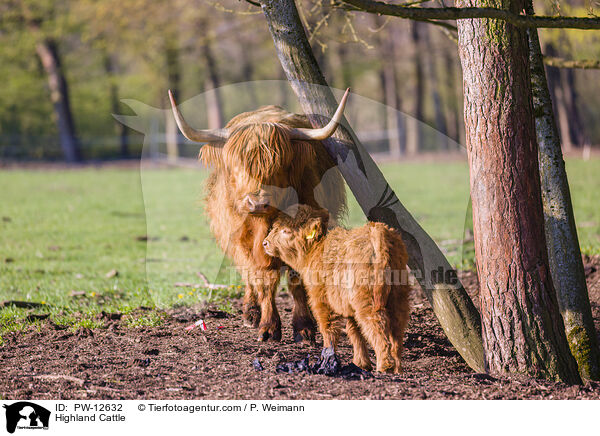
[35,38,81,162]
[528,17,600,381]
[103,54,129,158]
[260,0,485,372]
[405,21,424,156]
[457,0,580,383]
[165,40,180,161]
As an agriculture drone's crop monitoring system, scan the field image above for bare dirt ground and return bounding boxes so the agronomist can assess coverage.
[1,256,599,400]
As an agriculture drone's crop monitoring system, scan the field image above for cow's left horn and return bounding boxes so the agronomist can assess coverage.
[288,88,350,141]
[168,90,229,143]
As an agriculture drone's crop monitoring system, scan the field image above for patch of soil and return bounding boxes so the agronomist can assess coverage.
[1,258,600,400]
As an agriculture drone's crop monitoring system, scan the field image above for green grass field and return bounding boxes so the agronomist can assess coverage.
[1,159,599,341]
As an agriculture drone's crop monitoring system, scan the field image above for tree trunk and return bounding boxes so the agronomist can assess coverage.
[562,69,586,148]
[422,26,449,149]
[443,47,463,146]
[260,0,485,373]
[103,53,129,158]
[405,21,424,156]
[201,38,224,130]
[376,18,404,158]
[456,0,580,383]
[35,38,81,162]
[528,15,600,381]
[165,39,180,161]
[544,44,574,152]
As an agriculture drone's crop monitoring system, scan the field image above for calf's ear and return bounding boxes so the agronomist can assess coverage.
[305,209,329,240]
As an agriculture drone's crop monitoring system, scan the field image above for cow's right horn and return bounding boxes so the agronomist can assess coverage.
[168,90,229,143]
[288,88,350,141]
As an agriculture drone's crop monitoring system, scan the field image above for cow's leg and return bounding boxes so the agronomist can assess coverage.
[287,270,316,343]
[345,317,372,371]
[242,285,260,328]
[255,268,282,342]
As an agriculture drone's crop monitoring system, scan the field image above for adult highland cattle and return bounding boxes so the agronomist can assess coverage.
[168,89,349,342]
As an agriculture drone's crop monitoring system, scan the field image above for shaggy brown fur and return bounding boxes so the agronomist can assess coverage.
[201,106,346,342]
[263,205,411,373]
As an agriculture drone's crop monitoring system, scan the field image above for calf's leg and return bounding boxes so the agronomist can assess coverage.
[387,285,410,373]
[311,300,340,350]
[354,306,396,373]
[346,317,372,371]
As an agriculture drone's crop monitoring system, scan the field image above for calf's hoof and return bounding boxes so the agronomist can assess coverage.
[242,305,261,328]
[313,347,340,375]
[257,321,282,342]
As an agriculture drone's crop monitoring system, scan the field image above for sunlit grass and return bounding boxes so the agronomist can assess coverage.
[0,158,598,336]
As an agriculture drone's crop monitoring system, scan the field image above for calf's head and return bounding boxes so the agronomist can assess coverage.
[262,205,329,271]
[167,89,349,216]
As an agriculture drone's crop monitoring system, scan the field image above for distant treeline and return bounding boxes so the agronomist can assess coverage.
[0,0,598,161]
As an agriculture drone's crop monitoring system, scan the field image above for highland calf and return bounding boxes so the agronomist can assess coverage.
[263,205,411,373]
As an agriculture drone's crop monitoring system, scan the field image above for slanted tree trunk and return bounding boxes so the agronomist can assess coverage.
[165,39,180,162]
[406,21,424,156]
[35,38,81,162]
[103,53,129,158]
[528,12,600,381]
[456,0,580,383]
[260,0,485,373]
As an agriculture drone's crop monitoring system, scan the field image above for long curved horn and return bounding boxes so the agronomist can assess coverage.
[168,90,229,143]
[288,88,350,141]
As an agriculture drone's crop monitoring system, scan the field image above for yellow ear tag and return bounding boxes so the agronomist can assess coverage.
[306,229,316,240]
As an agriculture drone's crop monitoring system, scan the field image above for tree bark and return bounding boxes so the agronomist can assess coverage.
[456,0,580,383]
[260,0,485,372]
[406,21,424,156]
[35,38,81,162]
[528,15,600,381]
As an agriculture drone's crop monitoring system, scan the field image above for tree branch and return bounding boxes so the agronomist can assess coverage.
[543,56,600,69]
[341,0,600,29]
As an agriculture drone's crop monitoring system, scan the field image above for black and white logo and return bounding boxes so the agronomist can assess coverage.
[2,402,50,434]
